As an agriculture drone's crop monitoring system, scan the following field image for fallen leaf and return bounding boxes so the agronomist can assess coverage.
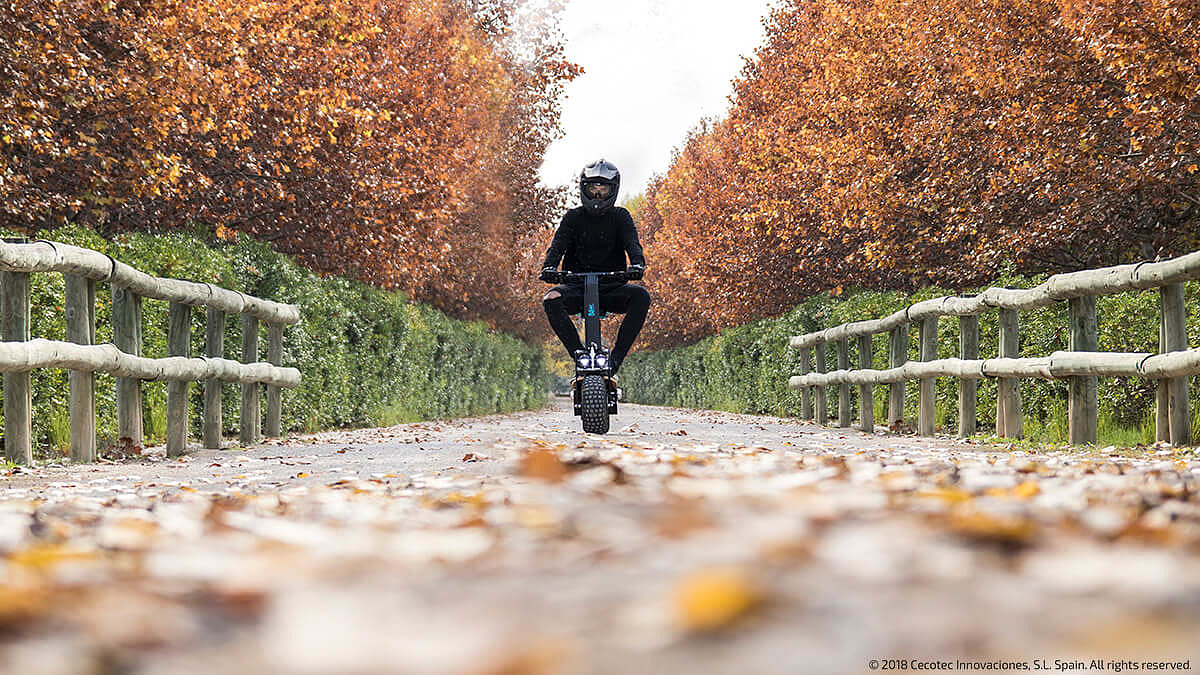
[8,543,99,572]
[1012,481,1040,499]
[946,512,1036,547]
[914,487,973,504]
[426,492,488,510]
[654,499,715,538]
[472,638,569,675]
[0,586,52,629]
[673,567,763,633]
[520,449,567,483]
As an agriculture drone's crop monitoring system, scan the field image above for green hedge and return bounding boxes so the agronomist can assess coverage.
[3,226,549,456]
[623,271,1200,445]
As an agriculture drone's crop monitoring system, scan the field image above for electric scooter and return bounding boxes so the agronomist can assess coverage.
[542,270,628,434]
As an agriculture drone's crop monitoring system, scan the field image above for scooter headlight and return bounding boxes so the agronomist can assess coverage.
[576,354,593,369]
[594,354,607,369]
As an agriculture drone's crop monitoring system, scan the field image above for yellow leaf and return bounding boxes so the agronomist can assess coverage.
[426,491,487,509]
[1012,481,1040,499]
[915,487,973,503]
[948,512,1036,546]
[673,567,763,632]
[8,543,98,571]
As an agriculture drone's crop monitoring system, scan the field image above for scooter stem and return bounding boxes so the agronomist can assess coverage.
[583,273,602,350]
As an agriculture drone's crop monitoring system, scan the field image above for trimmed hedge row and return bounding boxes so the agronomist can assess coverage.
[2,226,549,456]
[623,272,1200,444]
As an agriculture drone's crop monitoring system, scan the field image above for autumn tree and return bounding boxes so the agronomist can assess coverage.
[0,0,577,337]
[638,0,1199,347]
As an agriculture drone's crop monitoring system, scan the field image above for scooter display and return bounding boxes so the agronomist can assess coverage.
[541,269,628,434]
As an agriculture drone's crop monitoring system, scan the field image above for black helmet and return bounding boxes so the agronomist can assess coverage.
[579,159,620,216]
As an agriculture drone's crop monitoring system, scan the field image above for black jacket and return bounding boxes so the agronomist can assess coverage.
[541,206,646,273]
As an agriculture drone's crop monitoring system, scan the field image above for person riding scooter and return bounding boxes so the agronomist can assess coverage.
[540,159,651,379]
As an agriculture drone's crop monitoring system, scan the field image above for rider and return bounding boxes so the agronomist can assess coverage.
[540,159,650,378]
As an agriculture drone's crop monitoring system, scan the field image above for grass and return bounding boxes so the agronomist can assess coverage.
[143,400,167,446]
[854,390,1189,460]
[969,405,1194,460]
[372,402,424,427]
[46,408,70,457]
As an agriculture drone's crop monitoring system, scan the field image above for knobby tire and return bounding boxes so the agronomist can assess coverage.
[580,375,610,434]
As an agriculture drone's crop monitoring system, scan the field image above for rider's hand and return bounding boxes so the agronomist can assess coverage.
[539,267,559,283]
[625,264,644,281]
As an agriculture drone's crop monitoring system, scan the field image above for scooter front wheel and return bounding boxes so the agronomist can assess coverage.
[580,374,610,434]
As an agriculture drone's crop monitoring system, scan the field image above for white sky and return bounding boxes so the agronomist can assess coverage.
[537,0,777,201]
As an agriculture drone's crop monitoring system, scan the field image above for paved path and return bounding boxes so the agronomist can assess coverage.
[0,399,1198,674]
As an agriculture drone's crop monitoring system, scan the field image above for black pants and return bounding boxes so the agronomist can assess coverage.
[542,282,651,373]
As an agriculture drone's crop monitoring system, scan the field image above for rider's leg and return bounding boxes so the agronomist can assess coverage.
[602,284,651,374]
[543,285,585,356]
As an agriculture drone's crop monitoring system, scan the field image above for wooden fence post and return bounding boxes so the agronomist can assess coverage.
[858,334,874,433]
[113,286,143,447]
[2,271,31,464]
[888,324,908,428]
[799,347,813,420]
[837,338,851,428]
[996,308,1022,438]
[1156,309,1171,443]
[814,341,828,426]
[240,314,261,444]
[918,316,937,436]
[958,315,978,438]
[1160,283,1190,445]
[266,322,283,438]
[166,302,191,457]
[203,306,224,449]
[65,275,96,462]
[1068,295,1098,445]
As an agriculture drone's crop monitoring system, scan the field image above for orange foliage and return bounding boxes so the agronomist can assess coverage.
[0,0,577,337]
[640,0,1199,347]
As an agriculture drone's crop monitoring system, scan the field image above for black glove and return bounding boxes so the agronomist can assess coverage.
[625,264,644,281]
[539,267,559,283]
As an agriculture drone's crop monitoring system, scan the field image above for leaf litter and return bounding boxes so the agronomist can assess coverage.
[0,400,1197,673]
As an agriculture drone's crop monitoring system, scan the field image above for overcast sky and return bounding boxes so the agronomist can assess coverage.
[536,0,777,201]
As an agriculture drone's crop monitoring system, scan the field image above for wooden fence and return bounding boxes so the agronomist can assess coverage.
[0,238,302,463]
[787,249,1200,446]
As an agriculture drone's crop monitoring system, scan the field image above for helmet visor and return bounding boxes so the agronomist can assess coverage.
[583,182,614,200]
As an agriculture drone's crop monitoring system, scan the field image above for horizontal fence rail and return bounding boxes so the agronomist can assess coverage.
[787,249,1200,446]
[789,251,1200,349]
[0,339,300,386]
[0,240,299,323]
[789,350,1200,385]
[0,238,302,464]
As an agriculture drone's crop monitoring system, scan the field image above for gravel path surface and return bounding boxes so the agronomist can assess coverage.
[0,399,1198,675]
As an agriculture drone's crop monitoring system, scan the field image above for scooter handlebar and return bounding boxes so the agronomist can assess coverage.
[540,270,629,284]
